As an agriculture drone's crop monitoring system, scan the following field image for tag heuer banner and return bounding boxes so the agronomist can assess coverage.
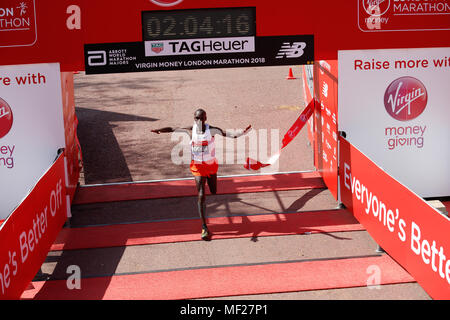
[84,35,313,74]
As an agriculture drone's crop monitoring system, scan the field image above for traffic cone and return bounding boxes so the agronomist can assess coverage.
[286,67,296,80]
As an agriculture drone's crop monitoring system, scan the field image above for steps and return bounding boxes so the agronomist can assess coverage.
[51,209,364,251]
[21,174,431,300]
[23,255,414,300]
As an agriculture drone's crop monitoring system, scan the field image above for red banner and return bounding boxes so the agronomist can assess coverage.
[1,1,449,71]
[244,100,313,170]
[339,137,450,299]
[60,72,81,201]
[0,0,38,48]
[0,153,67,299]
[313,60,338,200]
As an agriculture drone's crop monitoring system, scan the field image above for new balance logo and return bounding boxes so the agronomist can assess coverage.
[276,42,306,58]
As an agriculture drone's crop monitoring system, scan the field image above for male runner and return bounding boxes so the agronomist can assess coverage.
[151,108,251,240]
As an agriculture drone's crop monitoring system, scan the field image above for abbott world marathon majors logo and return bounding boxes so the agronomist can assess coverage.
[0,97,15,169]
[383,76,428,151]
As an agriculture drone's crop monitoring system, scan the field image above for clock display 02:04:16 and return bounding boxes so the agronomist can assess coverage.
[145,14,252,39]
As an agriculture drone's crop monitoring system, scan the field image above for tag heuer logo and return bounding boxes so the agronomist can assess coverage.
[151,43,164,53]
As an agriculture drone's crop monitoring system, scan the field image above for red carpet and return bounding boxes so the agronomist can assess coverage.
[52,209,363,251]
[21,254,414,300]
[73,172,325,205]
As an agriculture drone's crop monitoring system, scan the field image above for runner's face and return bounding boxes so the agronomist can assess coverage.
[194,111,207,126]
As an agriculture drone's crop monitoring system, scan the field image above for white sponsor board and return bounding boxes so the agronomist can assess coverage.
[0,63,65,219]
[145,36,255,57]
[338,47,450,197]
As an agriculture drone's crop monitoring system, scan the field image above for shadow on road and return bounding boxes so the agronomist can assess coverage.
[76,107,158,184]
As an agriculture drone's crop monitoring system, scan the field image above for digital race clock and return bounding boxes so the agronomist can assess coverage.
[142,7,256,41]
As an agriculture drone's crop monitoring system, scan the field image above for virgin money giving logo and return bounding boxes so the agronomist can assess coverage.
[359,0,450,31]
[149,0,183,7]
[362,0,390,16]
[0,98,13,139]
[384,76,428,121]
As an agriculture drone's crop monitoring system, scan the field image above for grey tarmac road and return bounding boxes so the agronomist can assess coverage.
[74,66,314,184]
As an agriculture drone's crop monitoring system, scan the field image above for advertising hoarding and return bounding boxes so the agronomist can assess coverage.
[313,60,339,200]
[0,153,67,299]
[60,72,81,201]
[0,63,66,219]
[339,137,450,299]
[338,47,450,197]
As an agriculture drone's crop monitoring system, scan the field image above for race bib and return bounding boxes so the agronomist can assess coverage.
[192,144,209,155]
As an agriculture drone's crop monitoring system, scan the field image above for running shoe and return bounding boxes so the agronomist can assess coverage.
[201,226,210,240]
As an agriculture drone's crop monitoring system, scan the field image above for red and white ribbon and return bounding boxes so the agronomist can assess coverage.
[244,100,314,170]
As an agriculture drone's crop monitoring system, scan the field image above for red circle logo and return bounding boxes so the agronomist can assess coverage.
[149,0,183,6]
[362,0,391,16]
[0,97,13,139]
[384,76,427,121]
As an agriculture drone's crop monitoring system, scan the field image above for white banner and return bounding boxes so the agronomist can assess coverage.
[145,36,255,57]
[0,63,65,219]
[338,47,450,197]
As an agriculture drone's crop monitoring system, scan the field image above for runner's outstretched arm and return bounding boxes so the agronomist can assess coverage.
[151,126,192,134]
[210,125,252,138]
